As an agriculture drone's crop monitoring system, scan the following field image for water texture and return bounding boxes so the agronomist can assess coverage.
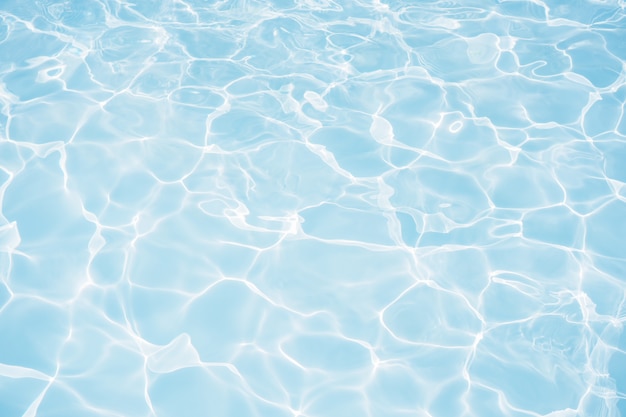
[1,0,626,416]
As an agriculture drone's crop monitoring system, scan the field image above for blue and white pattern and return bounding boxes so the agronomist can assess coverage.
[1,0,626,416]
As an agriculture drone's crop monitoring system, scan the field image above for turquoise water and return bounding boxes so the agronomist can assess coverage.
[1,0,626,416]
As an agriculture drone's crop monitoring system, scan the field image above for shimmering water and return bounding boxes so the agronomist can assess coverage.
[1,0,626,416]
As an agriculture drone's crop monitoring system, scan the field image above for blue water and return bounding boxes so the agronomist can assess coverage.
[1,0,626,416]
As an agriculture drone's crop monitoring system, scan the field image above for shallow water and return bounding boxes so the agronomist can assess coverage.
[1,0,626,416]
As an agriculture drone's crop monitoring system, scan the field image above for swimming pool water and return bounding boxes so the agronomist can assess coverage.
[1,0,626,416]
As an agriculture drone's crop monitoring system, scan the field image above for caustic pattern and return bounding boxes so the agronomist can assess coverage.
[0,1,626,416]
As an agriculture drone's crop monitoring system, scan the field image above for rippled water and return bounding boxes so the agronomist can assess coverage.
[1,0,626,416]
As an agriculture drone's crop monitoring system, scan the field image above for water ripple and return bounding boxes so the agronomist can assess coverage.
[0,0,625,416]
